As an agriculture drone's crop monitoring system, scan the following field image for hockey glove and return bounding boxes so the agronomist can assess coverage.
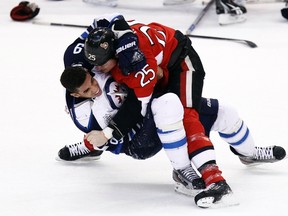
[115,33,147,75]
[10,1,40,21]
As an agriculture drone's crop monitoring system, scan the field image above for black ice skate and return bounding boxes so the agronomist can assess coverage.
[57,141,102,162]
[216,0,247,25]
[173,165,205,197]
[239,145,286,165]
[194,180,238,208]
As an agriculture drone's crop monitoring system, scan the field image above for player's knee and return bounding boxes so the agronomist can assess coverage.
[151,93,184,130]
[216,103,242,134]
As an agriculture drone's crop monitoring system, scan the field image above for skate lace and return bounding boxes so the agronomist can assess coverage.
[67,142,90,156]
[254,146,274,160]
[180,166,199,181]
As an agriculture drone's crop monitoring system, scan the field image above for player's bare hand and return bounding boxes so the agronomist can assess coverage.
[85,130,108,147]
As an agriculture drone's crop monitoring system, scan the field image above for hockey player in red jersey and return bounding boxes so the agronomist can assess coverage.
[61,13,286,208]
[82,14,232,208]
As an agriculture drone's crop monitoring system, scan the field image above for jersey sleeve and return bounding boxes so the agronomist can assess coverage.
[80,13,123,40]
[63,38,94,70]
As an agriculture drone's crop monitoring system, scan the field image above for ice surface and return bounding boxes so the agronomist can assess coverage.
[1,0,287,215]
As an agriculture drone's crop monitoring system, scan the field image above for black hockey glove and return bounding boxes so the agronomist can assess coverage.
[10,1,40,21]
[108,87,143,140]
[115,33,147,76]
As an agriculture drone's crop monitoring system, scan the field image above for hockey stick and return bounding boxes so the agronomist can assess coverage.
[32,21,88,28]
[186,0,215,34]
[187,34,257,48]
[32,21,257,48]
[185,0,257,48]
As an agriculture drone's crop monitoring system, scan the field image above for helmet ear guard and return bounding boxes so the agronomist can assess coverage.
[84,27,116,66]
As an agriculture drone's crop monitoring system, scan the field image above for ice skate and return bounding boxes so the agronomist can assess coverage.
[239,145,286,165]
[216,0,247,25]
[57,141,102,162]
[173,165,205,197]
[194,180,238,208]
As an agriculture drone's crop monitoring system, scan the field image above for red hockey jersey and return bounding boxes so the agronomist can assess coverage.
[111,21,179,99]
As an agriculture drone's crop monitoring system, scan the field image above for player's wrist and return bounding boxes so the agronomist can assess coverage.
[103,127,113,139]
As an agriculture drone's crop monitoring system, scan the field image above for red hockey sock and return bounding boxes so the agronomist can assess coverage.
[183,108,225,186]
[183,108,214,154]
[200,164,225,186]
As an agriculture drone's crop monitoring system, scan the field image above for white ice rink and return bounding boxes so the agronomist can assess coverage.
[1,0,288,215]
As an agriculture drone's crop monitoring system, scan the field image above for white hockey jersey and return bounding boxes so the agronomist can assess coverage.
[74,71,127,130]
[65,71,162,158]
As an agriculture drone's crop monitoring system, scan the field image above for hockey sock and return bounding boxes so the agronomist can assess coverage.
[219,120,255,157]
[212,103,255,157]
[152,93,191,170]
[183,108,216,168]
[157,124,191,170]
[199,163,225,186]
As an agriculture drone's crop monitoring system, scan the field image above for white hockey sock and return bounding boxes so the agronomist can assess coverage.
[219,120,255,157]
[157,125,191,170]
[151,93,191,170]
[211,102,255,157]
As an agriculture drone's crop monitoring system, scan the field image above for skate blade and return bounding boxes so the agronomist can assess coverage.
[196,192,239,209]
[55,155,101,163]
[174,182,202,197]
[240,156,288,167]
[218,14,247,25]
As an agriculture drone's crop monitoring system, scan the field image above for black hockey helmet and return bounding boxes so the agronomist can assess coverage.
[84,27,116,66]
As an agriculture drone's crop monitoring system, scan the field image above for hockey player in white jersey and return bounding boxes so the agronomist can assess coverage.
[59,66,286,167]
[58,66,286,208]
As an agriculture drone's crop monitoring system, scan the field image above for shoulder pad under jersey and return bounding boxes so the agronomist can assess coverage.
[63,38,94,70]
